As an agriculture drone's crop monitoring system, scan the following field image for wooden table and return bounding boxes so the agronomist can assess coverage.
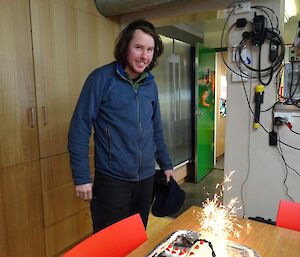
[127,206,300,257]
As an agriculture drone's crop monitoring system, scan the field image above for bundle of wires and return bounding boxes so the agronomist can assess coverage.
[236,27,285,86]
[221,5,285,86]
[282,60,300,108]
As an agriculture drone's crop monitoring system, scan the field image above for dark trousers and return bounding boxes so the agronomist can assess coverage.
[90,172,154,233]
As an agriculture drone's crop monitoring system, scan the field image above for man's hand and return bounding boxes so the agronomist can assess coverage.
[75,183,93,201]
[164,169,176,183]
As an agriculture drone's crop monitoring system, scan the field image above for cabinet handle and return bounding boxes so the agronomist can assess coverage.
[42,106,48,126]
[28,107,35,128]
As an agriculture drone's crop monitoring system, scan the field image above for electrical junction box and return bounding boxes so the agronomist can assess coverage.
[224,1,251,16]
[234,1,251,14]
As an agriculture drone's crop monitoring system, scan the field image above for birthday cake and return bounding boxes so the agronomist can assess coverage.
[147,230,258,257]
[163,238,215,257]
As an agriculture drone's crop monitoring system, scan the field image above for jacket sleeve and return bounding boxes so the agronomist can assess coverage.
[68,72,102,185]
[152,83,174,170]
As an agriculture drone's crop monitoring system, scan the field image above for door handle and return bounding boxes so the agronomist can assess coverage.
[195,111,203,116]
[28,107,36,128]
[42,106,48,126]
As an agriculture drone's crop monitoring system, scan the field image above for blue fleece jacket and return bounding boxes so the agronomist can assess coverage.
[68,62,173,185]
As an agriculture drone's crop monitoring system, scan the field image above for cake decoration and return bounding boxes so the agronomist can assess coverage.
[148,172,258,257]
[147,230,258,257]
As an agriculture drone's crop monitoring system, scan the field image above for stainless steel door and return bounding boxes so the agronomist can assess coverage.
[152,35,192,166]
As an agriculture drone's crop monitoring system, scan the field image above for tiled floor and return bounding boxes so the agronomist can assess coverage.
[172,156,224,218]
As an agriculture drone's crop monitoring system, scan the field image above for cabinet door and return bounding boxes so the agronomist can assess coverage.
[40,153,94,227]
[30,0,118,158]
[0,192,8,256]
[0,0,39,168]
[45,209,92,257]
[0,162,45,257]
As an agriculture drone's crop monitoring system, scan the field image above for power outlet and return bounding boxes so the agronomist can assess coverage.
[274,112,294,124]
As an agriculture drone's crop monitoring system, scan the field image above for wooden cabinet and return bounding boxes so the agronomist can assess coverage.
[29,1,118,254]
[0,0,119,256]
[0,0,39,168]
[0,1,45,256]
[30,0,81,158]
[40,153,94,227]
[30,0,119,158]
[0,162,45,257]
[0,190,8,256]
[45,209,92,257]
[40,154,94,257]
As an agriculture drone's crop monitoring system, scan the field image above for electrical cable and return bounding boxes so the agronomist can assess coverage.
[251,5,279,32]
[221,7,285,85]
[226,0,237,9]
[288,61,297,101]
[237,28,285,86]
[274,65,284,101]
[253,108,300,150]
[284,60,300,108]
[224,23,243,50]
[258,45,273,85]
[240,76,300,151]
[240,74,253,218]
[220,3,300,210]
[221,19,265,80]
[261,100,279,113]
[260,65,284,112]
[223,4,285,86]
[286,122,300,135]
[277,131,296,201]
[290,128,300,135]
[280,151,300,177]
[235,43,299,149]
[219,4,263,80]
[220,5,244,78]
[220,5,300,222]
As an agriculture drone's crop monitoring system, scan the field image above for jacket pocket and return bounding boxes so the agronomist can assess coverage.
[105,128,112,163]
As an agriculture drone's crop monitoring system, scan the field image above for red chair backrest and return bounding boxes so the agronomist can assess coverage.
[63,213,147,257]
[276,199,300,232]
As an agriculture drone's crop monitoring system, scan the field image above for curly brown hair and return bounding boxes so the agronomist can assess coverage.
[114,19,164,71]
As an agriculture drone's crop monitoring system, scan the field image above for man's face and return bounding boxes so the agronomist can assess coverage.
[125,29,155,79]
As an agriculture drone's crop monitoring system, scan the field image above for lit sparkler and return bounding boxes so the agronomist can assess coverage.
[194,170,243,256]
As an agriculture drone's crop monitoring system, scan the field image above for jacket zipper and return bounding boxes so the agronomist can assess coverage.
[106,128,112,162]
[117,65,149,177]
[136,93,143,176]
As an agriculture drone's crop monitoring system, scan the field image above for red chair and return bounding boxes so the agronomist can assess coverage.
[276,199,300,232]
[63,213,147,257]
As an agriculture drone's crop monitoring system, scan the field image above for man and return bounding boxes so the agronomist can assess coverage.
[68,19,175,233]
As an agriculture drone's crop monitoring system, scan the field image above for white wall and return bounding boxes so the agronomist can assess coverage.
[224,0,300,221]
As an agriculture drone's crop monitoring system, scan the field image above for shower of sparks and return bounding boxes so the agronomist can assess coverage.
[194,170,242,241]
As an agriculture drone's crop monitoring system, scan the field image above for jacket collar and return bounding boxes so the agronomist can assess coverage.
[115,62,154,83]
